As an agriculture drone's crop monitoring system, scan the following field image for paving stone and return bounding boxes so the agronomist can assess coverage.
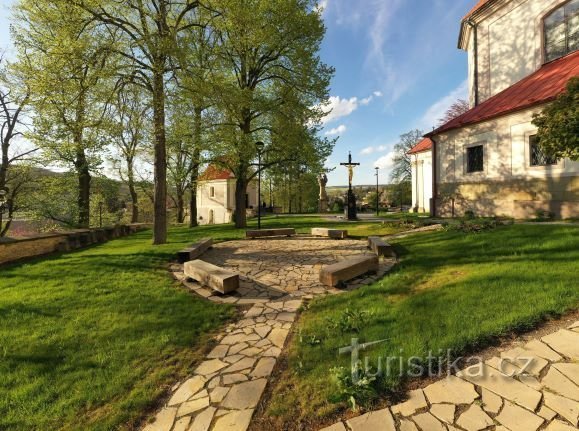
[223,354,244,364]
[220,379,267,410]
[207,375,221,389]
[239,347,262,357]
[346,408,396,431]
[543,391,579,426]
[268,328,290,348]
[412,412,446,431]
[318,423,347,431]
[568,321,579,330]
[228,343,249,355]
[222,373,248,385]
[542,330,579,359]
[430,403,455,424]
[553,363,579,387]
[207,344,229,359]
[250,357,276,378]
[189,406,216,431]
[195,359,228,376]
[210,386,230,403]
[254,326,271,339]
[519,375,543,391]
[142,407,177,431]
[176,396,209,417]
[481,387,503,414]
[538,405,558,420]
[545,419,579,431]
[399,419,419,431]
[542,367,579,402]
[496,401,545,431]
[172,417,190,431]
[524,339,563,362]
[262,346,282,357]
[168,376,206,406]
[221,357,256,374]
[423,376,479,405]
[391,389,428,417]
[456,404,494,431]
[458,363,542,411]
[500,347,549,376]
[212,409,254,431]
[191,389,208,401]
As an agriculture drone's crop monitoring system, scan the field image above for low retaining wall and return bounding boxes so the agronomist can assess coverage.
[0,224,149,266]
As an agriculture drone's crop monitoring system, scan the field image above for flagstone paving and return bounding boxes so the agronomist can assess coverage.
[144,237,396,431]
[320,320,579,431]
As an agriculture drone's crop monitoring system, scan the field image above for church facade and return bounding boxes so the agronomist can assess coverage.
[420,0,579,218]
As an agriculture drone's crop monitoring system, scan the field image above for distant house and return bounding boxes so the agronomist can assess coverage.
[408,138,433,214]
[425,0,579,218]
[196,165,258,225]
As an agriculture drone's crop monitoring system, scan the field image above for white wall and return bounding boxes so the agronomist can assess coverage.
[196,179,259,225]
[467,0,567,103]
[411,151,433,213]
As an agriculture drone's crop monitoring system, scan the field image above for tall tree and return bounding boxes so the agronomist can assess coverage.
[109,83,150,223]
[0,55,32,236]
[210,0,333,227]
[390,129,424,183]
[12,0,117,228]
[75,0,206,244]
[437,99,470,126]
[532,77,579,161]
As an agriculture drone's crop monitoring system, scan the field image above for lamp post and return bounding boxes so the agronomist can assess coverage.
[255,141,265,229]
[375,167,380,216]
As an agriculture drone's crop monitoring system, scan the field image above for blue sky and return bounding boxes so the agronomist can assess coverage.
[0,0,475,186]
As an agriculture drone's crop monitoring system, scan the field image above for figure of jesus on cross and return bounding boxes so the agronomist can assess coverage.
[340,151,360,220]
[340,151,360,192]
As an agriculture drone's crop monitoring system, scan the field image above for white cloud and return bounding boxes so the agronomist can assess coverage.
[325,124,347,136]
[419,79,468,131]
[320,91,382,124]
[315,0,329,15]
[360,144,388,155]
[374,151,397,172]
[373,91,383,97]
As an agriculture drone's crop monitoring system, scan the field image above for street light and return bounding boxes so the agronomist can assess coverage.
[255,141,265,230]
[375,167,380,217]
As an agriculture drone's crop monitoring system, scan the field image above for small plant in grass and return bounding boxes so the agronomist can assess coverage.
[326,308,373,333]
[298,330,322,346]
[534,209,555,222]
[329,364,379,411]
[463,209,476,220]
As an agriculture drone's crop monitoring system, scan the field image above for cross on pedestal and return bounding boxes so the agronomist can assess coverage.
[340,152,360,220]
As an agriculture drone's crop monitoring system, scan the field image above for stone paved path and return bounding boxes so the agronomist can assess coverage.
[321,321,579,431]
[143,237,396,431]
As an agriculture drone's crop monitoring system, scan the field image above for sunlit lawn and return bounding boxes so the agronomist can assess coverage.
[265,224,579,430]
[0,216,407,431]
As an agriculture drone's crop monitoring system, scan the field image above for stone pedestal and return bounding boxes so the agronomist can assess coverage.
[318,198,329,213]
[345,189,357,220]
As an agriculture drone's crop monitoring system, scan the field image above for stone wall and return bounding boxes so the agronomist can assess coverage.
[0,224,148,266]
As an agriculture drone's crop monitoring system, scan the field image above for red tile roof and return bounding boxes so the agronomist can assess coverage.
[199,164,233,181]
[430,51,579,136]
[408,138,433,155]
[463,0,494,20]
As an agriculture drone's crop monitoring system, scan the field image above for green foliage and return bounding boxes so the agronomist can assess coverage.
[390,129,423,183]
[329,365,378,411]
[326,308,373,333]
[532,77,579,161]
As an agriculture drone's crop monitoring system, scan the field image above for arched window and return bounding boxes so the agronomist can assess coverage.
[544,0,579,62]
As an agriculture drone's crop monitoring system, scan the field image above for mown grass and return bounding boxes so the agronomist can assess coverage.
[265,224,579,429]
[0,216,406,431]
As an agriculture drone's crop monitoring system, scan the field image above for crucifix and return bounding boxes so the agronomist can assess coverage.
[340,151,360,220]
[340,151,360,192]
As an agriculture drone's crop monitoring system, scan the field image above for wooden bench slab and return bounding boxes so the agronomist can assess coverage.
[246,228,296,239]
[184,259,239,294]
[368,236,396,258]
[319,255,379,287]
[311,227,348,239]
[177,237,213,263]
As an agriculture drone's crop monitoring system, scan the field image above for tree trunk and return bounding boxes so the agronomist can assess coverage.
[76,148,91,228]
[234,176,248,228]
[127,159,139,223]
[189,107,202,228]
[176,187,185,223]
[152,64,168,244]
[0,140,7,236]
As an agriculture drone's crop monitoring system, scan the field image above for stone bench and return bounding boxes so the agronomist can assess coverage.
[184,260,239,294]
[177,238,213,263]
[367,236,396,258]
[319,255,379,287]
[311,227,348,239]
[246,228,296,239]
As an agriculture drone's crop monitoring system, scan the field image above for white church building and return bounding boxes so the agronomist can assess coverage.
[411,0,579,219]
[196,165,258,225]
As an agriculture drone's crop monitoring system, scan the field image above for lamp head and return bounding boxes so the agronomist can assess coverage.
[255,141,265,153]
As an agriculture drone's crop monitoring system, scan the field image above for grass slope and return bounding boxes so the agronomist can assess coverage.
[266,224,579,428]
[0,217,405,431]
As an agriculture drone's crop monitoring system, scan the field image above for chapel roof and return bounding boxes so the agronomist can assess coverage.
[408,138,433,155]
[199,164,234,181]
[429,50,579,137]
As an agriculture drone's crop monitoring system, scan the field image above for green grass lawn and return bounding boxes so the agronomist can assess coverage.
[265,224,579,429]
[0,216,406,431]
